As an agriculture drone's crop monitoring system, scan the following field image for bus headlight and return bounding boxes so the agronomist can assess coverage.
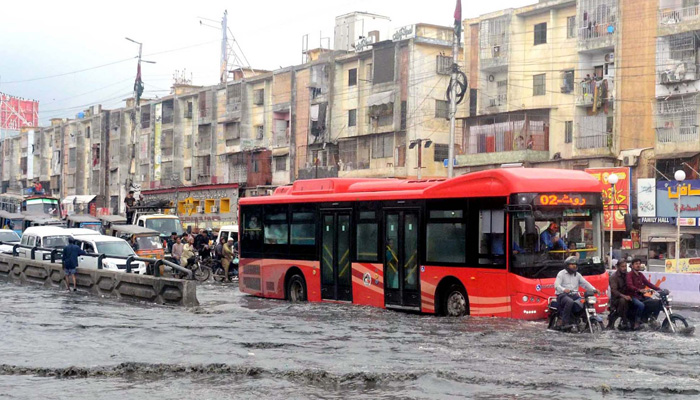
[587,297,597,305]
[522,295,529,302]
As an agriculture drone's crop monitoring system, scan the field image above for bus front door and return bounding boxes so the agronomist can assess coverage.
[384,210,420,310]
[320,212,352,302]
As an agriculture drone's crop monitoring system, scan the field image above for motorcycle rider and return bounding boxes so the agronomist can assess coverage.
[555,256,600,330]
[607,259,641,330]
[181,237,195,268]
[626,258,666,329]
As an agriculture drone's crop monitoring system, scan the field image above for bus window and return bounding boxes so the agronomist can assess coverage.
[478,209,506,267]
[356,210,378,262]
[264,211,288,245]
[241,206,263,257]
[426,209,465,264]
[290,212,315,245]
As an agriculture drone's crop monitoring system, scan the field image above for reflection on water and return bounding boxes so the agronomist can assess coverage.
[1,281,699,399]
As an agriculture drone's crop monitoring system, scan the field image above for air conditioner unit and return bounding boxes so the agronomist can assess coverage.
[623,155,638,167]
[604,52,615,63]
[492,46,501,58]
[196,206,203,213]
[211,206,218,213]
[489,99,497,107]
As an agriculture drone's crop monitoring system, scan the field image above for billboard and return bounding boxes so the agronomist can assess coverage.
[656,179,700,221]
[585,167,630,231]
[0,92,38,131]
[637,178,656,217]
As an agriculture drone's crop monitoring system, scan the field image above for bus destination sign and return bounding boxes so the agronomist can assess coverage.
[535,193,591,207]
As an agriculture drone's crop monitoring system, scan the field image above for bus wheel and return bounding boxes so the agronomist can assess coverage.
[287,274,307,302]
[443,284,468,317]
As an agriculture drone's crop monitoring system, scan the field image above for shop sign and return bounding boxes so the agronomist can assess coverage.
[637,178,656,217]
[657,179,700,218]
[586,167,630,231]
[678,218,698,227]
[639,217,675,224]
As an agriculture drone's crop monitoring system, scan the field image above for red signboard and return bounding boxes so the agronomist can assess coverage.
[585,167,630,231]
[0,92,39,130]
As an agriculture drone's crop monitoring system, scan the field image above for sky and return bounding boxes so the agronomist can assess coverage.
[0,0,533,125]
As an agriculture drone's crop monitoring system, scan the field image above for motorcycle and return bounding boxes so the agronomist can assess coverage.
[177,254,212,282]
[212,251,239,282]
[652,289,691,333]
[547,290,603,334]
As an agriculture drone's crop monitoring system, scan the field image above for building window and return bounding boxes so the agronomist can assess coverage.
[534,22,547,45]
[436,55,452,75]
[366,62,373,82]
[227,84,242,104]
[184,167,191,181]
[400,101,407,131]
[185,101,193,118]
[253,89,264,105]
[275,156,287,171]
[348,109,357,127]
[255,125,264,140]
[434,143,449,162]
[565,121,573,144]
[371,133,393,159]
[141,106,151,129]
[533,74,546,96]
[561,70,574,93]
[348,68,357,86]
[567,16,576,39]
[435,100,449,119]
[224,122,240,140]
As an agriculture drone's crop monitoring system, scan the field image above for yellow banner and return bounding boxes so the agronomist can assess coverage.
[664,258,700,273]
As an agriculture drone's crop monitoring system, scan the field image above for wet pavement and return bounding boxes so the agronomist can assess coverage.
[1,280,700,399]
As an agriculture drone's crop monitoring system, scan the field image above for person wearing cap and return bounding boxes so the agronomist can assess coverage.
[222,237,235,282]
[541,222,566,251]
[554,256,600,329]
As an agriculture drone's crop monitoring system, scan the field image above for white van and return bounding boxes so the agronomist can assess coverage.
[18,226,72,261]
[217,225,239,243]
[74,235,147,274]
[65,228,102,238]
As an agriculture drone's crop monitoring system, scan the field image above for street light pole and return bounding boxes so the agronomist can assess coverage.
[409,139,432,180]
[675,169,686,273]
[607,173,619,268]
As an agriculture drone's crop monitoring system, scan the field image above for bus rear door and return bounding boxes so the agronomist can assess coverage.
[384,209,420,310]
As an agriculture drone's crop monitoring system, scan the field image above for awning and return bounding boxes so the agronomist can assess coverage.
[272,147,289,156]
[617,147,653,161]
[367,91,395,107]
[62,195,96,204]
[655,152,700,160]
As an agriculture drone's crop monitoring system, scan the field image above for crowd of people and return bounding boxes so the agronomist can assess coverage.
[164,227,238,281]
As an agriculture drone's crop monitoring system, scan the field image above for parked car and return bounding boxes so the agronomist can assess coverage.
[74,235,147,274]
[17,226,71,261]
[0,229,21,254]
[66,215,102,232]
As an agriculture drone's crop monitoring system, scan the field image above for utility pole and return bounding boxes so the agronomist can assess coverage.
[220,10,228,84]
[448,0,462,179]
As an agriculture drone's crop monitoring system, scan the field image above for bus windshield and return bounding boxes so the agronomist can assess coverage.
[511,208,604,279]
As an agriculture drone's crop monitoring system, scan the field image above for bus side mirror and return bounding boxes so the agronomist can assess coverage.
[525,215,537,235]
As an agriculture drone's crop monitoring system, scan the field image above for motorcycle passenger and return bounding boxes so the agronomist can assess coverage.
[608,259,641,329]
[555,256,600,330]
[214,237,225,261]
[626,258,666,329]
[222,238,234,282]
[194,229,209,252]
[181,237,195,268]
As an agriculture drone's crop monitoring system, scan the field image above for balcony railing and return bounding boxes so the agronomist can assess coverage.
[578,23,616,49]
[575,78,611,107]
[657,126,699,143]
[575,134,610,149]
[467,122,548,154]
[659,5,700,26]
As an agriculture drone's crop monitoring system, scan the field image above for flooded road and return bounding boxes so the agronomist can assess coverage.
[2,281,699,399]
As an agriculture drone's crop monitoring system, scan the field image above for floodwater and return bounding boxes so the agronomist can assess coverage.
[1,281,699,399]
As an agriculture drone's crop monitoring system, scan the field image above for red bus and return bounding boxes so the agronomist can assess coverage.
[238,168,610,320]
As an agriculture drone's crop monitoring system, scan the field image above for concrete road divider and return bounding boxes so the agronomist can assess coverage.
[645,271,700,306]
[0,254,198,307]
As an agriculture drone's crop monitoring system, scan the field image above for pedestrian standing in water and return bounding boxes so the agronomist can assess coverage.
[62,238,85,292]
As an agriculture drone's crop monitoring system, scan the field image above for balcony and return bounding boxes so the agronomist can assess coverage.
[575,134,610,150]
[577,0,617,51]
[575,78,612,107]
[459,120,549,167]
[657,126,699,143]
[659,5,700,34]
